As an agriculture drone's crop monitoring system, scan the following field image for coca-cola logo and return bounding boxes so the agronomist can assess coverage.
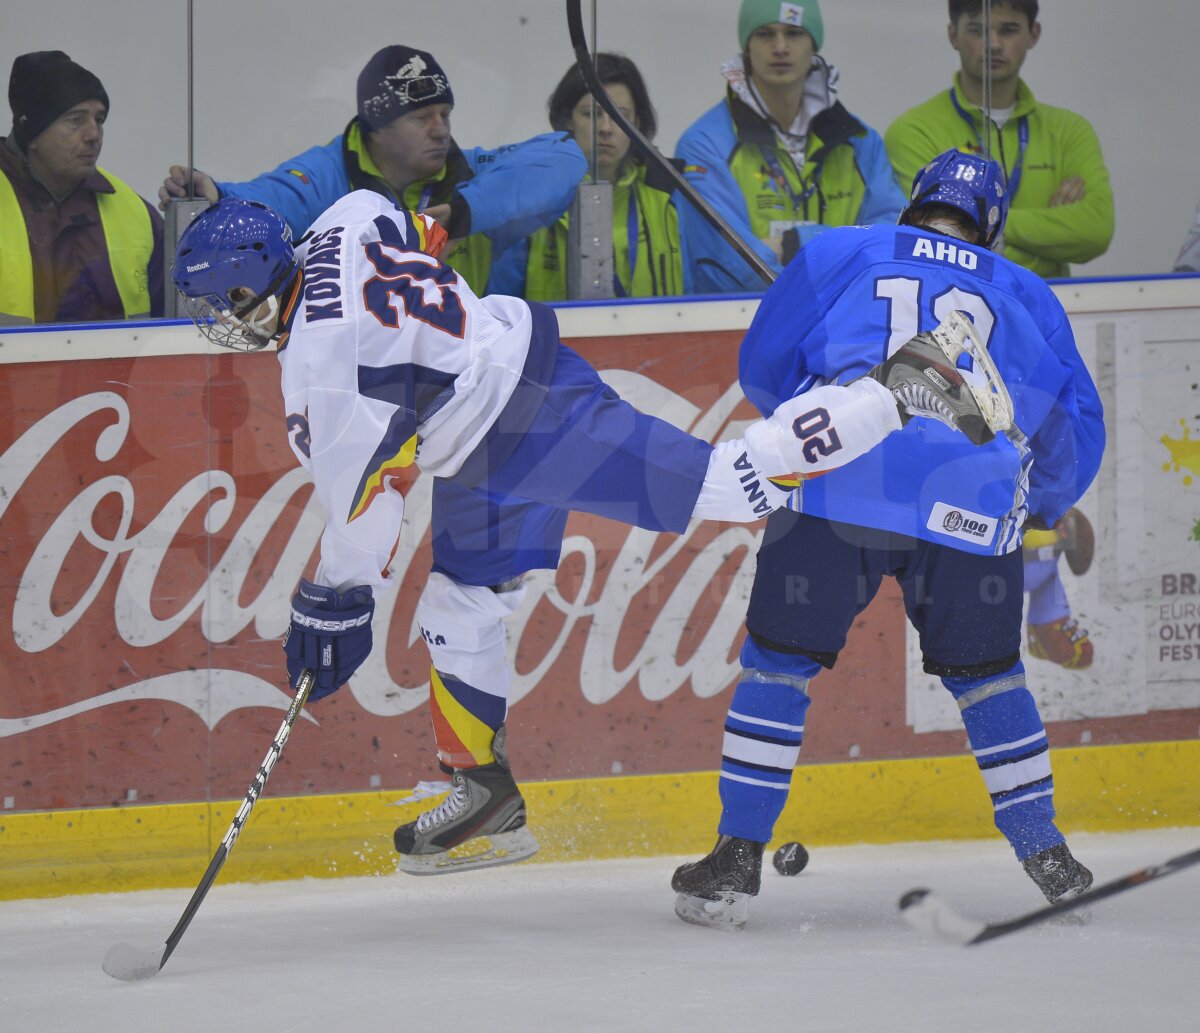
[0,372,761,738]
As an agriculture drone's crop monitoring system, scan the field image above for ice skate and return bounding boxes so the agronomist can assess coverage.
[1022,842,1094,904]
[393,726,538,875]
[867,310,1014,445]
[1027,616,1094,669]
[671,835,764,930]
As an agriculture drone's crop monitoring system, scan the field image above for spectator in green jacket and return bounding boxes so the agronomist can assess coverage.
[886,1,1114,279]
[488,53,686,300]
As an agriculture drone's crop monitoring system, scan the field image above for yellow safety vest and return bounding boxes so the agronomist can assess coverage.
[727,123,867,245]
[0,166,153,323]
[524,161,683,301]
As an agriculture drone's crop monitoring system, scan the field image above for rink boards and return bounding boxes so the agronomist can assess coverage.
[2,279,1198,898]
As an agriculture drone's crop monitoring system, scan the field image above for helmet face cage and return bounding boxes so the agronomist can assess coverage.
[171,199,296,351]
[180,291,276,352]
[901,150,1009,248]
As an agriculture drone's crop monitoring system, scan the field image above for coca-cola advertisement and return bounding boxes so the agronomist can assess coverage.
[11,319,1186,818]
[0,326,911,814]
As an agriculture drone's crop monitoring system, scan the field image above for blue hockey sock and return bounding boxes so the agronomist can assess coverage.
[943,661,1064,861]
[717,639,820,843]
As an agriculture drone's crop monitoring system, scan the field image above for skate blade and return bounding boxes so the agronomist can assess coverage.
[397,826,539,876]
[931,310,1015,436]
[673,891,751,931]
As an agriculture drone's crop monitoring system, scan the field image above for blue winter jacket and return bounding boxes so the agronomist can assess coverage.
[676,92,904,294]
[216,118,586,294]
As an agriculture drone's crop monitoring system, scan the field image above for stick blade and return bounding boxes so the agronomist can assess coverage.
[899,888,987,945]
[102,941,167,982]
[931,310,1015,436]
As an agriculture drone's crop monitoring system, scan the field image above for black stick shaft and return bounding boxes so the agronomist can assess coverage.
[971,845,1200,944]
[157,671,314,969]
[565,0,776,288]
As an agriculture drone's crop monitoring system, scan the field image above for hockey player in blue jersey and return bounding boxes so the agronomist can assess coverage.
[672,149,1105,930]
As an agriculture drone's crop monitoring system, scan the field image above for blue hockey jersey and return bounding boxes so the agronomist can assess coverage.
[738,224,1105,555]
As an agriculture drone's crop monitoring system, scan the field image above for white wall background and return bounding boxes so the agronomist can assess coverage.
[5,0,1198,277]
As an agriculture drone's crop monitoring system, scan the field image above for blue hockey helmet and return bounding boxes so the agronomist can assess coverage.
[171,198,297,351]
[899,149,1009,249]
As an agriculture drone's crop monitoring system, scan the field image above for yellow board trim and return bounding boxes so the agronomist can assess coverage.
[3,740,1198,900]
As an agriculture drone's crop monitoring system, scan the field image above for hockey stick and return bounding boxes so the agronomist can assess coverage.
[102,670,315,982]
[899,844,1200,946]
[929,310,1014,437]
[565,0,776,287]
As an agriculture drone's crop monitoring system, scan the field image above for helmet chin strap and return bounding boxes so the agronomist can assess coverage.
[240,292,282,345]
[230,264,297,346]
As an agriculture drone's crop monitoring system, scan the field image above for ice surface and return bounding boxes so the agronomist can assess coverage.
[1,829,1197,1033]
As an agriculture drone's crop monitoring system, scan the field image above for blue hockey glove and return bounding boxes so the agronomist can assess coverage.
[283,578,375,701]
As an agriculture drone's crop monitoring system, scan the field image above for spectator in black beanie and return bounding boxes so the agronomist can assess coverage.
[159,44,585,296]
[1,51,163,324]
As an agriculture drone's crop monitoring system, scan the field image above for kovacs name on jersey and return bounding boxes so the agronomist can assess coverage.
[302,225,347,323]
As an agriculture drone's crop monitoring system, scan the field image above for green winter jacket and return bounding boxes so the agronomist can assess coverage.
[885,75,1114,279]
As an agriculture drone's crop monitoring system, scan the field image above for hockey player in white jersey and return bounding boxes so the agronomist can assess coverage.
[171,190,1011,875]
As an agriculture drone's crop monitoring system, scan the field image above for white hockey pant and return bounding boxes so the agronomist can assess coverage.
[417,571,527,694]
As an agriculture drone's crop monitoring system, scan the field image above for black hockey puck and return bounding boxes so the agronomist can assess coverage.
[772,841,809,876]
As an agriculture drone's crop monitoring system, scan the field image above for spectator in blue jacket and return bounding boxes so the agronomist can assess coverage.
[160,45,586,295]
[675,0,903,293]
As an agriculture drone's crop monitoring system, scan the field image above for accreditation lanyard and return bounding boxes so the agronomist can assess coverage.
[760,146,819,213]
[613,187,639,299]
[950,88,1029,201]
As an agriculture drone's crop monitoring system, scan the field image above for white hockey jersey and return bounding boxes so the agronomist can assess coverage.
[278,191,538,595]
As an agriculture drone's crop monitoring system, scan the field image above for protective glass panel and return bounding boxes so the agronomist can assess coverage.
[3,1,1199,834]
